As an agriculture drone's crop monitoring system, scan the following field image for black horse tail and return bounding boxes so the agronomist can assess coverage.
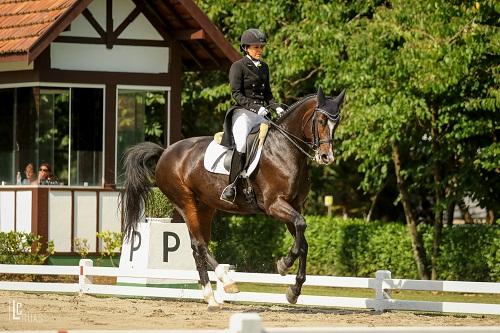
[121,142,165,241]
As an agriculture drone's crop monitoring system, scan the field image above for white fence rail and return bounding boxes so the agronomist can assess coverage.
[0,260,499,316]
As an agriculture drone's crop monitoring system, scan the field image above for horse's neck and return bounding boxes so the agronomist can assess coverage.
[276,99,315,140]
[266,101,314,165]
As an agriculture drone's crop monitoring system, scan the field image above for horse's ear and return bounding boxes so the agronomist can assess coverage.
[317,87,326,106]
[333,90,346,107]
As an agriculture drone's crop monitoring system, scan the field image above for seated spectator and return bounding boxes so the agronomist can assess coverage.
[23,163,37,185]
[38,163,58,185]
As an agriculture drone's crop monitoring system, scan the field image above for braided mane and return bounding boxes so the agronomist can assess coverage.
[276,94,317,124]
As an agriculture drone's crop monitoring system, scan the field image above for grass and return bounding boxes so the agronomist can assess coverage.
[236,283,500,305]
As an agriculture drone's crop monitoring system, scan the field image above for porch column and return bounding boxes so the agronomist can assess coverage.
[169,41,183,144]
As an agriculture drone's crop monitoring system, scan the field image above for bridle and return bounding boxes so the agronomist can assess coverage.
[310,106,340,150]
[267,103,340,160]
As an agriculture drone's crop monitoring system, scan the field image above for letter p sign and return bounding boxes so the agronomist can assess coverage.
[163,231,180,262]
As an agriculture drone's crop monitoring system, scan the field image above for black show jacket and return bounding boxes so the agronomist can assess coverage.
[229,56,276,112]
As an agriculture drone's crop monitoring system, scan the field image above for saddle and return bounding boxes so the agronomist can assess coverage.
[203,122,269,177]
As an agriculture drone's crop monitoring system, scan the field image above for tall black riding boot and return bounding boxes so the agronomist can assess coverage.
[220,151,246,202]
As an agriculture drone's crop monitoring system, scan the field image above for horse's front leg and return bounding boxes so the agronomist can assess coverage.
[268,197,308,304]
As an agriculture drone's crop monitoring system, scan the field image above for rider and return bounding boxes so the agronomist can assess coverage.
[220,28,285,202]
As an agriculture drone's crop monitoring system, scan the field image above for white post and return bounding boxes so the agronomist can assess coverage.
[374,270,391,312]
[79,259,93,294]
[228,313,262,333]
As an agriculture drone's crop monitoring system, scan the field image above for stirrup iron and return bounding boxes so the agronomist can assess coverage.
[220,181,237,203]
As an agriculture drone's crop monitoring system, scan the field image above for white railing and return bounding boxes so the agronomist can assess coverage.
[0,260,499,316]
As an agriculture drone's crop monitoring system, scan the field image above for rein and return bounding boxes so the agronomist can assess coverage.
[267,105,340,160]
[266,117,316,160]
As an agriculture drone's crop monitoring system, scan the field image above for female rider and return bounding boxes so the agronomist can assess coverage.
[220,28,284,202]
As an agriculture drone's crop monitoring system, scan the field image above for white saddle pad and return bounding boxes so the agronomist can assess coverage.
[203,141,263,177]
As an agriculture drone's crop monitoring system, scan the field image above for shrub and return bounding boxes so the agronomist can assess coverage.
[96,231,122,267]
[432,224,499,282]
[145,187,174,218]
[211,215,498,281]
[211,215,287,272]
[0,231,54,265]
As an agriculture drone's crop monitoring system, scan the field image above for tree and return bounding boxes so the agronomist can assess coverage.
[188,0,500,279]
[338,0,499,278]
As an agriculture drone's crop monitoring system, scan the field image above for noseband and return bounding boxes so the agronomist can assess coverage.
[310,106,340,150]
[268,104,340,160]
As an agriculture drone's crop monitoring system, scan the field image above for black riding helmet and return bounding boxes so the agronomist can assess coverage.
[240,28,267,53]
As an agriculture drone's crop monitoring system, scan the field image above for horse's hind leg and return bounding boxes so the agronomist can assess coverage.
[191,206,239,294]
[206,250,239,294]
[171,197,218,310]
[178,200,238,310]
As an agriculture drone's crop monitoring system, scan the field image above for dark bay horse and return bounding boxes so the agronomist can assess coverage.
[122,88,344,310]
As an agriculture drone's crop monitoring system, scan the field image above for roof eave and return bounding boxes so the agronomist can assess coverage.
[177,0,240,64]
[0,53,29,63]
[26,0,94,64]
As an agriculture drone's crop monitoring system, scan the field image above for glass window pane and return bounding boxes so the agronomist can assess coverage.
[37,88,70,185]
[71,88,103,186]
[116,89,166,186]
[17,87,39,184]
[0,88,14,184]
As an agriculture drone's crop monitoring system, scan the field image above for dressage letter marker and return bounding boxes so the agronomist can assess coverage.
[163,231,180,262]
[118,219,197,286]
[129,230,142,261]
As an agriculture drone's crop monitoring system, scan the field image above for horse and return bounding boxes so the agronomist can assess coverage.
[122,87,344,310]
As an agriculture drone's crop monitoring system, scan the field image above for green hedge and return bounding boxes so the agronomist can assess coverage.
[210,215,287,272]
[211,216,499,281]
[0,231,54,265]
[145,187,174,218]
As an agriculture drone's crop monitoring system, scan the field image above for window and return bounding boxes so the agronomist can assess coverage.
[116,87,168,185]
[0,86,103,186]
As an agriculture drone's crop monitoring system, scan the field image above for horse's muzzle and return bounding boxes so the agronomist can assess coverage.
[315,152,334,165]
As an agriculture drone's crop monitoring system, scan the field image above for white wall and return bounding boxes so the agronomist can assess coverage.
[49,191,72,252]
[0,191,32,233]
[54,0,167,73]
[45,190,122,252]
[51,43,169,73]
[74,192,98,252]
[15,191,32,233]
[0,191,15,232]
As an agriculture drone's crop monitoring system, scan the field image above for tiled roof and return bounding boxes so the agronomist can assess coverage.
[0,0,239,69]
[0,0,77,57]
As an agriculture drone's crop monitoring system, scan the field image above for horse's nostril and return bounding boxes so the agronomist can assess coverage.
[321,154,329,163]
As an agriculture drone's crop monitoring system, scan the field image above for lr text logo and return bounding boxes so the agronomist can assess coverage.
[10,300,22,320]
[8,299,47,322]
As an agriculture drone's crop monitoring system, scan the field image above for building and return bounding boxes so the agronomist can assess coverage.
[0,0,239,253]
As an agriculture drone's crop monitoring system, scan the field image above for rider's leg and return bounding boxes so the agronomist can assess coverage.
[221,110,261,201]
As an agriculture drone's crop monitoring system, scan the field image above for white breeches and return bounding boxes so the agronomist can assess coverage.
[232,109,266,153]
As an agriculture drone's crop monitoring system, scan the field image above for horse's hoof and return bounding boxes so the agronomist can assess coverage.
[224,281,240,293]
[207,300,221,312]
[286,286,298,304]
[276,258,289,276]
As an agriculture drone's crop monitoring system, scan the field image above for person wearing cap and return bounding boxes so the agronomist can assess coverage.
[220,28,284,202]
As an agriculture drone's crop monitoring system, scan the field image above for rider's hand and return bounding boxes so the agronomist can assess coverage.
[258,106,269,116]
[276,107,285,116]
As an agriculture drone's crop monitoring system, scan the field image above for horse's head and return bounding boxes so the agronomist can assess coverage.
[309,87,344,165]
